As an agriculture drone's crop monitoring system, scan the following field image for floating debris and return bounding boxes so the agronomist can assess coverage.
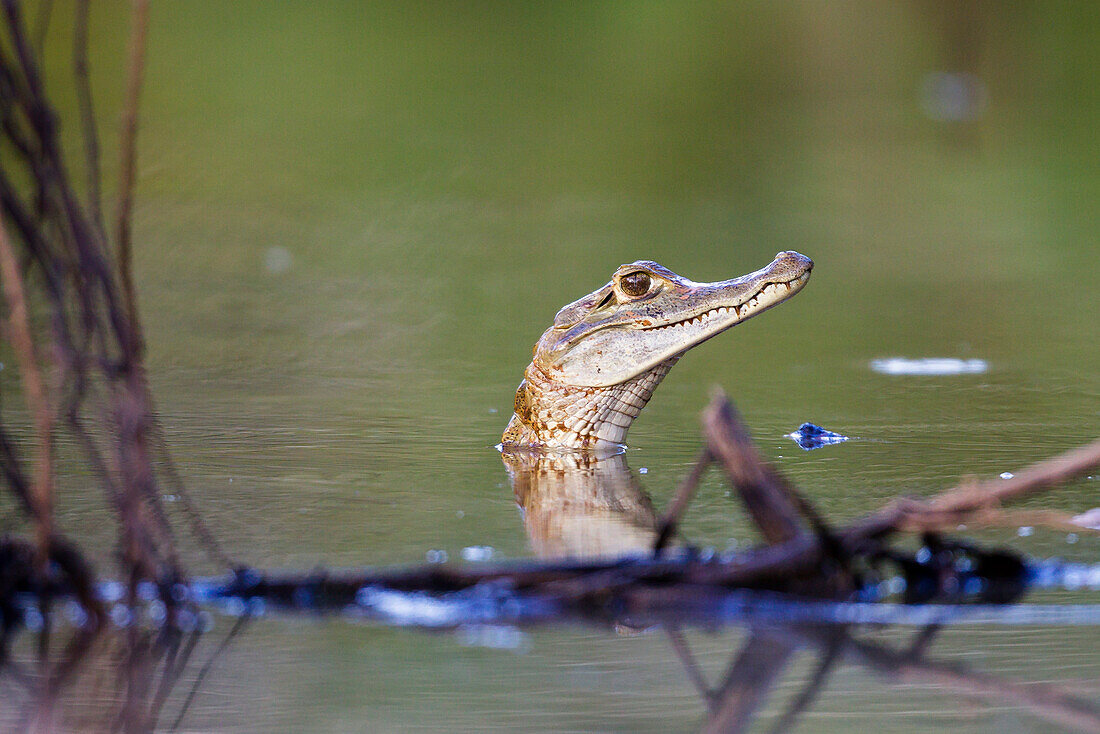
[1071,508,1100,531]
[870,358,988,376]
[1000,472,1015,480]
[788,423,850,451]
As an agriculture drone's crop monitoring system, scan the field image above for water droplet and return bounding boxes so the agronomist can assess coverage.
[488,407,498,414]
[110,604,134,628]
[638,467,648,474]
[1064,567,1086,590]
[175,609,197,631]
[426,549,448,563]
[999,472,1014,480]
[1066,533,1079,544]
[148,600,167,626]
[456,510,465,519]
[1017,526,1033,537]
[99,581,124,603]
[23,607,43,631]
[916,547,932,564]
[461,545,494,562]
[65,601,90,628]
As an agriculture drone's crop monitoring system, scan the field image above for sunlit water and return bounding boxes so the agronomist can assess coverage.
[1,2,1098,731]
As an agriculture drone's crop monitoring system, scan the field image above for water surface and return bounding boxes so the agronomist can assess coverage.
[5,2,1099,731]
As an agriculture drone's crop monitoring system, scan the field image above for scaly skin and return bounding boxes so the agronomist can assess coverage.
[501,252,812,449]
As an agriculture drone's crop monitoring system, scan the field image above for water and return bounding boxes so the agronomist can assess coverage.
[3,1,1099,731]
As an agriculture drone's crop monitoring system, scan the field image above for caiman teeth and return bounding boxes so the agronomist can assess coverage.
[642,273,807,331]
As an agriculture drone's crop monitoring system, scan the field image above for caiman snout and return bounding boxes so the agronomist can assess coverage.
[770,251,814,278]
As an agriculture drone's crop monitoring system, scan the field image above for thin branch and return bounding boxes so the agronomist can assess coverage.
[73,0,104,236]
[0,214,53,567]
[653,448,711,554]
[702,394,806,545]
[933,437,1100,513]
[845,436,1100,547]
[114,0,150,346]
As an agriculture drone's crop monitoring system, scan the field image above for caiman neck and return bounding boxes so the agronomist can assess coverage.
[501,357,679,450]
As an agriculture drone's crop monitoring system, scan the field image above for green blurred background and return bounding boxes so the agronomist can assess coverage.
[6,1,1100,731]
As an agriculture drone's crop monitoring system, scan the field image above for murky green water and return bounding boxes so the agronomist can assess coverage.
[6,1,1100,731]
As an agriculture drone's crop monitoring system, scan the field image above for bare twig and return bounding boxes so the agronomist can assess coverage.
[702,393,805,545]
[901,507,1091,535]
[114,0,149,343]
[845,437,1100,547]
[933,437,1100,513]
[653,448,711,554]
[73,0,104,236]
[0,214,53,567]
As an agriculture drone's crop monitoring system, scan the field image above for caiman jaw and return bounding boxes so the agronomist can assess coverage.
[501,251,812,450]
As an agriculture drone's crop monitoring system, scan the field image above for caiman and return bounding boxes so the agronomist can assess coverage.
[501,251,812,449]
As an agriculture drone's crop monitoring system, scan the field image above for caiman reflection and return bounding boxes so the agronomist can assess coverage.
[502,450,660,558]
[502,252,812,449]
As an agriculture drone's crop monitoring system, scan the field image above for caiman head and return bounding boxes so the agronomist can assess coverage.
[501,251,812,450]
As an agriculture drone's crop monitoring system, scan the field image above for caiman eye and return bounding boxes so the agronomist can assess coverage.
[619,271,651,297]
